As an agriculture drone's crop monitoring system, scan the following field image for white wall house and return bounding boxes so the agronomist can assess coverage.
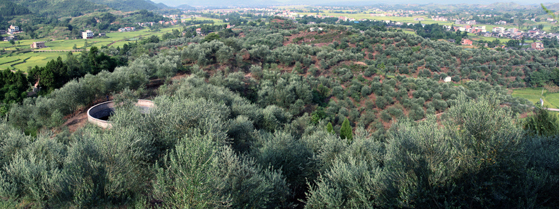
[82,30,94,39]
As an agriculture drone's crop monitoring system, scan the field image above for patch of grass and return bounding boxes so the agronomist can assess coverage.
[512,88,559,109]
[0,52,74,72]
[544,92,559,109]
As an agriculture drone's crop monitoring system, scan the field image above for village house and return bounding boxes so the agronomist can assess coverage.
[7,25,19,34]
[432,16,447,21]
[492,27,505,33]
[118,27,135,32]
[82,30,93,39]
[98,33,106,37]
[3,35,16,41]
[496,20,507,25]
[531,42,544,50]
[30,42,46,48]
[461,38,472,46]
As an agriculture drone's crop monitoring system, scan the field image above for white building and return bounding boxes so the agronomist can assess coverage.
[82,30,94,39]
[465,20,476,25]
[492,27,505,33]
[7,25,19,34]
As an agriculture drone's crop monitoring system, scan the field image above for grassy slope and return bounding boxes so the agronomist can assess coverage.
[512,88,560,109]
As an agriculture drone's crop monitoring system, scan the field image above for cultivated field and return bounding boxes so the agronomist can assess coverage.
[0,25,193,71]
[184,16,226,25]
[512,88,560,109]
[0,51,74,72]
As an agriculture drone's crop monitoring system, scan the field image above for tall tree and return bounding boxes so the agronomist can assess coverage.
[340,118,353,142]
[325,122,334,134]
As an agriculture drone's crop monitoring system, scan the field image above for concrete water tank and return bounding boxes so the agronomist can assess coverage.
[87,99,155,129]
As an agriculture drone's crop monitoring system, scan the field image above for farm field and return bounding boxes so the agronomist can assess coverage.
[0,51,73,72]
[185,17,226,24]
[0,25,186,51]
[0,25,191,71]
[512,88,560,109]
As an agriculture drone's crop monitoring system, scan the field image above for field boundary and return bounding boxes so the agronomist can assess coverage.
[10,57,31,67]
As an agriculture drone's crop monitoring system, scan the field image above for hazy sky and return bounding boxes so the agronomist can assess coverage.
[152,0,549,7]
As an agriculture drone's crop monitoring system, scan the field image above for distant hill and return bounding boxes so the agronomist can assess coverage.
[175,4,195,10]
[85,0,168,11]
[8,0,107,16]
[171,0,279,7]
[0,0,31,16]
[7,0,170,17]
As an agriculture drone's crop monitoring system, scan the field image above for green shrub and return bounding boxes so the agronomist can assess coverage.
[340,118,353,142]
[380,110,392,122]
[523,106,559,136]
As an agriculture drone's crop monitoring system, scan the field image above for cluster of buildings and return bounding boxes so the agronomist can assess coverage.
[453,25,486,33]
[2,35,16,42]
[370,9,426,17]
[432,16,448,21]
[484,27,558,41]
[163,14,202,19]
[495,20,508,25]
[1,25,20,41]
[159,20,180,25]
[457,36,547,51]
[137,22,155,27]
[117,27,136,32]
[455,19,477,25]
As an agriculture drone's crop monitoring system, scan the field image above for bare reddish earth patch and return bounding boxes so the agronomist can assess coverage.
[354,61,367,66]
[63,112,89,133]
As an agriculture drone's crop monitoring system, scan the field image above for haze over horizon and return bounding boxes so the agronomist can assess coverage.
[151,0,552,7]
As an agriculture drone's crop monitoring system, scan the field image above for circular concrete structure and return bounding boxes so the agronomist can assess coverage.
[87,99,155,129]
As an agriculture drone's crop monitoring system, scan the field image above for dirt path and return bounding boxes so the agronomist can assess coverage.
[62,111,89,133]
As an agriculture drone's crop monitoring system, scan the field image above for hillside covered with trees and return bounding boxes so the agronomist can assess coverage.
[0,18,558,208]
